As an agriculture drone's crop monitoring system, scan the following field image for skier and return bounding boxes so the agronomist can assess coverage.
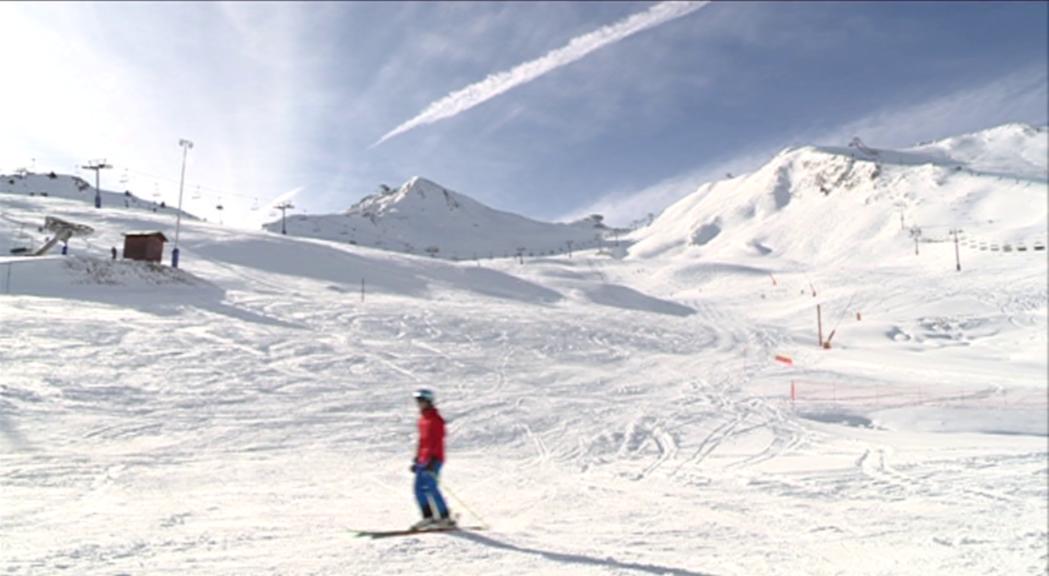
[410,388,454,530]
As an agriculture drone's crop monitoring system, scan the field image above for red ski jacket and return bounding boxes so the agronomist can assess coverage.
[416,407,445,465]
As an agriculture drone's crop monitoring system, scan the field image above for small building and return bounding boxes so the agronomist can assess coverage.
[123,232,168,262]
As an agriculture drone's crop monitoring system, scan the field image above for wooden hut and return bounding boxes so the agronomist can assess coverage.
[123,232,167,262]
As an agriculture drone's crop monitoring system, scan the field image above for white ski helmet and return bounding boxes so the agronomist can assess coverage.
[413,388,435,403]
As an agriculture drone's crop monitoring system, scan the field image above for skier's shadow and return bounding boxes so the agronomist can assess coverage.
[451,531,716,576]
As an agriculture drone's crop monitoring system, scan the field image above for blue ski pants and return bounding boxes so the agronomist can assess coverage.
[414,462,449,519]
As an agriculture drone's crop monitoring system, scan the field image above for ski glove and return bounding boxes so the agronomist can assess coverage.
[412,460,437,473]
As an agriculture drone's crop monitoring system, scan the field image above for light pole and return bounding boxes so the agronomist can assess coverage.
[172,139,193,268]
[81,160,112,208]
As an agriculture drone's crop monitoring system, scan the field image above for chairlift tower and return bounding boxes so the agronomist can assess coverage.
[81,160,112,208]
[277,202,295,235]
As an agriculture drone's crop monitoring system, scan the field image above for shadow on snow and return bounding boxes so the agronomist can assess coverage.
[452,531,717,576]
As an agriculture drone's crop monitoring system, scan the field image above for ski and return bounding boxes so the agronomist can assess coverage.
[353,525,485,539]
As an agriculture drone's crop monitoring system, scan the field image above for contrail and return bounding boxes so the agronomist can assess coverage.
[371,1,708,148]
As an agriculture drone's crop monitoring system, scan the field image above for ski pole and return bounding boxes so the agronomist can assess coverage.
[439,478,490,529]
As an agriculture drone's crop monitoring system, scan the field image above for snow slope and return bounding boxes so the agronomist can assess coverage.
[1,172,195,222]
[629,124,1048,265]
[264,176,613,260]
[910,123,1049,180]
[1,124,1046,576]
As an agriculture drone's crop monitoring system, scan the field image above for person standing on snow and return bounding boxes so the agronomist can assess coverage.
[411,388,454,529]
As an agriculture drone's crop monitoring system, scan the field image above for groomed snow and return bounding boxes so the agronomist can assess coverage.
[1,124,1046,575]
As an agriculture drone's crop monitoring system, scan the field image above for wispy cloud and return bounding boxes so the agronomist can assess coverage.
[372,1,708,148]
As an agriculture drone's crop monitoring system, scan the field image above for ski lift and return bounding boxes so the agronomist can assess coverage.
[192,185,201,200]
[152,183,161,199]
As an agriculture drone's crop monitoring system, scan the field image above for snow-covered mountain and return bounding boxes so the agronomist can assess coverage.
[264,176,612,260]
[630,123,1048,266]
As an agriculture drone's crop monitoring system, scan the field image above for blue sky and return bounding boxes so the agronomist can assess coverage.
[0,1,1046,228]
